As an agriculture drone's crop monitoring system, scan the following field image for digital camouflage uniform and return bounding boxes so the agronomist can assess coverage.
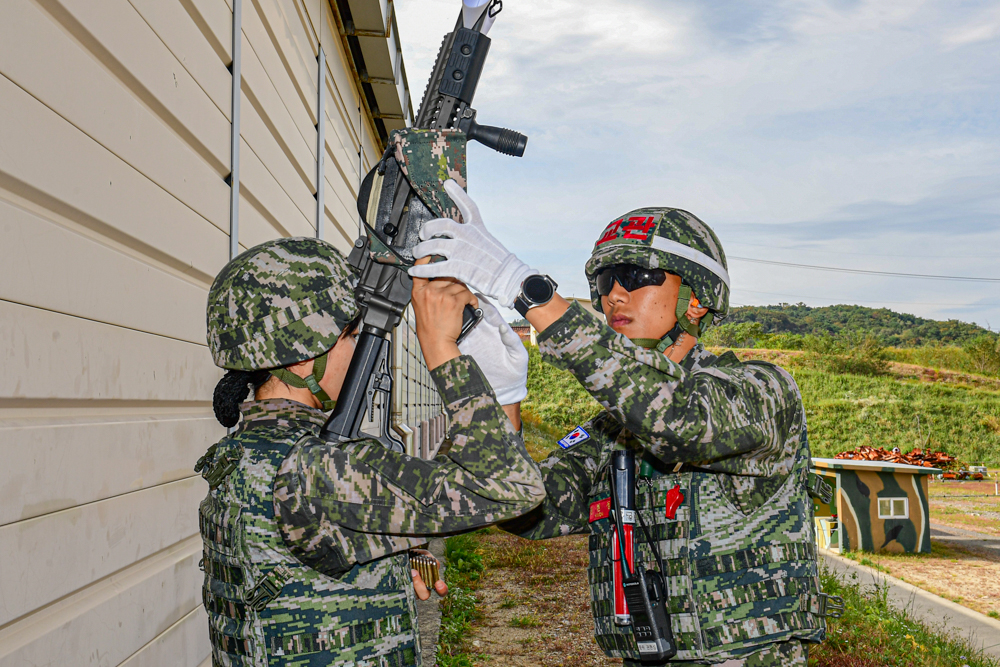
[505,209,831,665]
[199,130,544,666]
[198,357,542,666]
[507,304,827,665]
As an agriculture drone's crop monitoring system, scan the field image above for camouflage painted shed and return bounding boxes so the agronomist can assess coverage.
[811,458,940,554]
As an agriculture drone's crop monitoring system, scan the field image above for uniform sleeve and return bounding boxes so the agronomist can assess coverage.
[502,412,618,540]
[536,301,802,478]
[273,355,545,573]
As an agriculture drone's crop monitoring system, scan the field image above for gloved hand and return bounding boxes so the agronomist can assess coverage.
[408,180,537,308]
[457,295,529,405]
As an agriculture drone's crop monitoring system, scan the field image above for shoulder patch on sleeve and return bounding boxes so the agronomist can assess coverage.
[558,426,590,449]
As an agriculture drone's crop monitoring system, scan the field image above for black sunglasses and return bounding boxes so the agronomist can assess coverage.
[595,264,669,296]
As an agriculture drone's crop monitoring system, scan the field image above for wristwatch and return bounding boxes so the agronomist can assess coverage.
[514,274,558,316]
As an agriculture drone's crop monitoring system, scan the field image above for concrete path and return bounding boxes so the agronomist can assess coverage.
[820,549,1000,659]
[931,522,1000,558]
[415,538,446,667]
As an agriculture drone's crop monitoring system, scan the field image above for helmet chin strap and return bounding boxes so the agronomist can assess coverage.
[629,285,702,352]
[269,351,337,410]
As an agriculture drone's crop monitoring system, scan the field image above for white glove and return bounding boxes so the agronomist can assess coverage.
[408,180,537,308]
[457,296,529,405]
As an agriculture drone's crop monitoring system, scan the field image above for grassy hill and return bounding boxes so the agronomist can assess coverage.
[725,303,991,346]
[521,345,1000,467]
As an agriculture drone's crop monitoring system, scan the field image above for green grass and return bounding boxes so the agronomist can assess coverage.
[814,565,998,666]
[509,614,541,628]
[886,347,979,374]
[436,534,486,667]
[521,346,601,435]
[520,343,1000,467]
[788,364,1000,466]
[437,530,998,666]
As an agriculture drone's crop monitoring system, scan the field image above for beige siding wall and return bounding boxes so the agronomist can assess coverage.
[393,306,446,457]
[0,0,429,664]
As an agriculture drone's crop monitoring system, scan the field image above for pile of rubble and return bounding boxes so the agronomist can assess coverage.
[834,445,956,468]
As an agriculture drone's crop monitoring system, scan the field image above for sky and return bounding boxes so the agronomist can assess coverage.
[395,0,1000,329]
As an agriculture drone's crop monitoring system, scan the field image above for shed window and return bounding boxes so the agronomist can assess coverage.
[878,498,908,519]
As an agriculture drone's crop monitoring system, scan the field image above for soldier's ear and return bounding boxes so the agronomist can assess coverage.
[686,300,709,325]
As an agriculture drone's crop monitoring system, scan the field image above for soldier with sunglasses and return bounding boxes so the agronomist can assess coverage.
[409,181,836,666]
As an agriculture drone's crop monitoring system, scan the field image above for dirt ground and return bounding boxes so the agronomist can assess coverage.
[843,540,1000,617]
[929,481,1000,536]
[459,528,1000,667]
[466,532,617,667]
[456,481,1000,663]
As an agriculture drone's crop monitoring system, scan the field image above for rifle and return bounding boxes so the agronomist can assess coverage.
[321,0,527,452]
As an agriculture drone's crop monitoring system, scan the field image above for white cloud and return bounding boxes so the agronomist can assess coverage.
[395,0,1000,328]
[941,5,1000,47]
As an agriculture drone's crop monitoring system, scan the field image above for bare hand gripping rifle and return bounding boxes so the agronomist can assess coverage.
[321,0,527,451]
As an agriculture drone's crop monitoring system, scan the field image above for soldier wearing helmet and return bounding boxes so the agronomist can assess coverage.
[198,236,543,666]
[410,183,832,666]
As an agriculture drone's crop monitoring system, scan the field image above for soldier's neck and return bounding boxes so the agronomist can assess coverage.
[664,331,699,364]
[256,381,322,410]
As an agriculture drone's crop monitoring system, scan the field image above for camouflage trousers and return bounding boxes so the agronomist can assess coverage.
[622,640,807,666]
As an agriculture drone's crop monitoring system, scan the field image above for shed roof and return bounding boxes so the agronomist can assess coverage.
[811,457,941,475]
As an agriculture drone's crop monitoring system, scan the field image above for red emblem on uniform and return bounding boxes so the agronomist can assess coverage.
[589,497,611,523]
[622,216,656,241]
[595,219,624,246]
[665,484,684,520]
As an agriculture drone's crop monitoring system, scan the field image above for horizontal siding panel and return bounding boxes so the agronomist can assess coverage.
[0,410,219,526]
[322,96,365,204]
[321,217,357,254]
[40,0,232,172]
[0,0,230,230]
[240,53,317,225]
[324,133,363,208]
[179,0,234,65]
[237,186,288,251]
[0,536,203,666]
[0,301,220,401]
[0,198,208,344]
[300,0,321,50]
[318,18,374,159]
[322,177,360,250]
[246,0,318,135]
[118,605,210,667]
[0,73,228,285]
[238,134,314,245]
[128,0,232,116]
[0,478,204,626]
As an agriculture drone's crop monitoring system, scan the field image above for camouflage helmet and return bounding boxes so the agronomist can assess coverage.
[585,208,730,333]
[207,237,358,371]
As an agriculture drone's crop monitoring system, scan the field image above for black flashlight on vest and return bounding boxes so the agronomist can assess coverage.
[609,449,677,661]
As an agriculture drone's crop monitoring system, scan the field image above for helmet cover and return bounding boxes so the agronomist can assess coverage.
[207,237,358,370]
[585,208,730,329]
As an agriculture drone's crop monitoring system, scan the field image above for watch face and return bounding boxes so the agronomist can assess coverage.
[523,275,554,304]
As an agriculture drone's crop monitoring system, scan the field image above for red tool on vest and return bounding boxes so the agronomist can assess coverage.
[665,484,684,520]
[608,450,677,660]
[610,451,635,626]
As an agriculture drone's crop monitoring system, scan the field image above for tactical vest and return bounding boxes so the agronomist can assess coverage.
[196,428,420,667]
[586,433,829,663]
